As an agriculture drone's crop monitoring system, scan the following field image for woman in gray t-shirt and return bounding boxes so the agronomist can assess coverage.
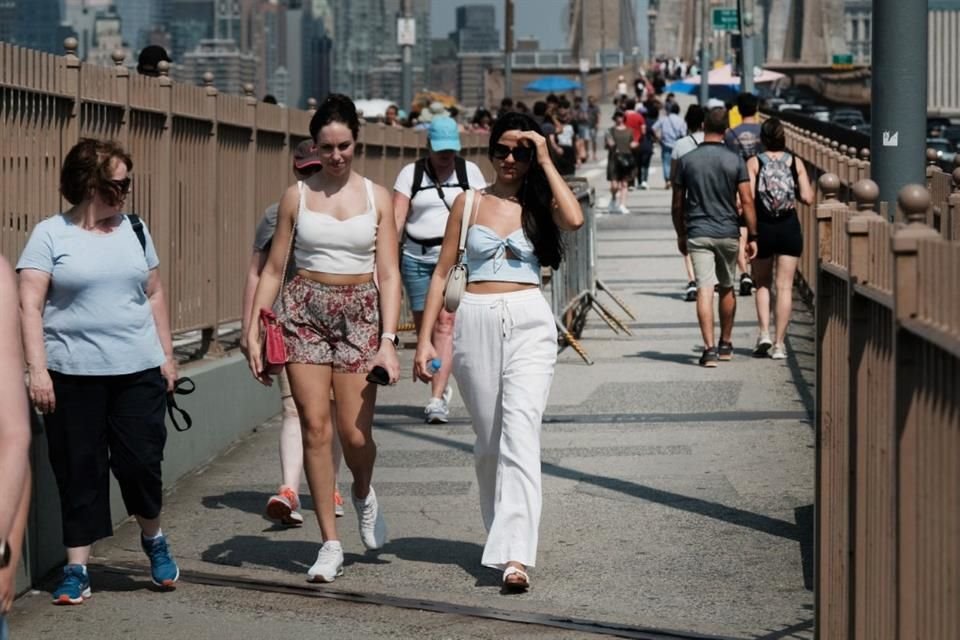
[17,138,180,604]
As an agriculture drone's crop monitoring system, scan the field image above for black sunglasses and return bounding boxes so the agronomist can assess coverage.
[109,178,132,195]
[492,143,534,163]
[167,376,196,432]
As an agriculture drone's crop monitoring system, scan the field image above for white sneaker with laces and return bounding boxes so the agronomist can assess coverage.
[770,343,788,359]
[307,541,344,582]
[619,204,630,215]
[353,486,387,550]
[753,333,773,357]
[424,397,449,424]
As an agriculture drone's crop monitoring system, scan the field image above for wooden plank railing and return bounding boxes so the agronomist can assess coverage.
[0,39,493,351]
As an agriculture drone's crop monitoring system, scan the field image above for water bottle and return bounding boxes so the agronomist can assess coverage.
[427,358,442,375]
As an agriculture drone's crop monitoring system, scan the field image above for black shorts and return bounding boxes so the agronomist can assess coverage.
[45,368,168,547]
[756,213,803,259]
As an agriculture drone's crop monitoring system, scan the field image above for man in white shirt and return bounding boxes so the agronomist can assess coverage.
[393,116,487,423]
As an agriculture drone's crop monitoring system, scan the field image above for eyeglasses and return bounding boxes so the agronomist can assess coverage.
[492,143,533,163]
[109,178,132,195]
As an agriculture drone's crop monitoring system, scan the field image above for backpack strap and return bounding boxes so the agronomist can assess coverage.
[127,214,146,254]
[409,157,427,201]
[453,156,469,190]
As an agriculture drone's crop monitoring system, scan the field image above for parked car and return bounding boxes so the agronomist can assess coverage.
[927,137,957,172]
[802,105,831,122]
[778,103,803,113]
[831,109,867,131]
[927,117,952,138]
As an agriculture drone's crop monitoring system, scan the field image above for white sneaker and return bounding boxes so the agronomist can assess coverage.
[753,333,773,357]
[353,486,387,550]
[640,181,649,190]
[607,200,619,214]
[307,541,344,583]
[770,344,788,359]
[424,397,449,424]
[619,204,630,215]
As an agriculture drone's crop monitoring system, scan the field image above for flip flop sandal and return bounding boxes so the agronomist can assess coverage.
[502,566,530,593]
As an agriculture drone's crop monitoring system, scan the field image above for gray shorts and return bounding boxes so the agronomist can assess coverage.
[688,237,740,289]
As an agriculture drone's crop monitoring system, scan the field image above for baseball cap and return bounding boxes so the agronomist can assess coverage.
[428,116,461,152]
[137,45,171,76]
[706,98,725,109]
[292,139,322,170]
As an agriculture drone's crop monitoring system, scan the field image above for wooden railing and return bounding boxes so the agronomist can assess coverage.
[0,39,492,350]
[784,118,960,638]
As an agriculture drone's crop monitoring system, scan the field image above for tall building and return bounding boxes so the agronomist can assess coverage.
[844,0,871,63]
[181,37,257,94]
[115,0,159,51]
[429,37,458,97]
[450,4,499,53]
[7,0,62,53]
[457,51,500,108]
[167,0,215,61]
[568,0,636,62]
[85,7,124,67]
[302,4,333,107]
[0,0,17,45]
[330,0,429,102]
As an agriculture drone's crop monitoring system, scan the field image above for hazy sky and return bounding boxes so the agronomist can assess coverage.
[429,0,571,50]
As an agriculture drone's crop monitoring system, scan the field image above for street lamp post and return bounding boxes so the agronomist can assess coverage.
[400,0,413,110]
[699,0,710,105]
[739,0,755,94]
[504,0,514,99]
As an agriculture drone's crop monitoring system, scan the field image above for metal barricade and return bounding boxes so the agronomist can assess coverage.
[547,177,635,365]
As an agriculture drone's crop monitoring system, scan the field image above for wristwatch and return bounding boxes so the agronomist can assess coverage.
[380,332,399,347]
[0,538,9,568]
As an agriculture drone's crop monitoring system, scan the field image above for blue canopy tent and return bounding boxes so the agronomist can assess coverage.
[524,76,583,93]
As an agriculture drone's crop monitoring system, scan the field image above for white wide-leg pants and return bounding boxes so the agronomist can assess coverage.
[452,289,557,569]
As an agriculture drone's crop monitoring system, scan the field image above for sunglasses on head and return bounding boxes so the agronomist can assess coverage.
[109,178,132,195]
[492,143,533,163]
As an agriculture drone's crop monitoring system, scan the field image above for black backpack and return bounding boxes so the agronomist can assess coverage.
[409,156,470,211]
[128,214,147,253]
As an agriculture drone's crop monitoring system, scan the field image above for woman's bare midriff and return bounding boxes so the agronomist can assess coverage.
[466,281,538,294]
[296,270,374,286]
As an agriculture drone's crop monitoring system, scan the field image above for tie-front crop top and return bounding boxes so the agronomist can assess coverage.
[293,178,378,274]
[465,224,541,285]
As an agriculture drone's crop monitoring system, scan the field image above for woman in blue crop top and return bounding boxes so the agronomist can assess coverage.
[246,95,402,584]
[414,112,584,592]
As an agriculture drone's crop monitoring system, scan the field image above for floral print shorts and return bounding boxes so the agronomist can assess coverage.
[278,276,380,373]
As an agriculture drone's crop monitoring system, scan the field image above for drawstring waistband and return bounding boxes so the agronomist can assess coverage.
[460,289,545,340]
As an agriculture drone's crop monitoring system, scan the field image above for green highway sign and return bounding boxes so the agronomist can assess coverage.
[712,8,739,31]
[832,53,854,65]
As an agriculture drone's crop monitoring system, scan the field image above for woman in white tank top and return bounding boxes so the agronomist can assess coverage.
[245,94,401,584]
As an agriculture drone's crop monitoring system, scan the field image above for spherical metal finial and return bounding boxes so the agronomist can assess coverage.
[847,146,857,158]
[818,173,841,200]
[860,148,871,161]
[897,184,931,224]
[852,179,880,212]
[111,49,126,66]
[157,60,170,77]
[830,140,839,151]
[202,72,214,87]
[840,144,848,155]
[926,148,940,165]
[64,37,79,56]
[242,83,255,97]
[952,167,960,191]
[307,97,318,112]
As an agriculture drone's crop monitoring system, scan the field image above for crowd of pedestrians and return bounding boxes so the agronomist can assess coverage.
[1,75,813,630]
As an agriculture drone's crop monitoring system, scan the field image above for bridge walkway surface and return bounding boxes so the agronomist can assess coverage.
[7,157,815,640]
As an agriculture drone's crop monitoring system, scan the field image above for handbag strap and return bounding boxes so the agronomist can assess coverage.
[456,188,476,263]
[278,182,302,292]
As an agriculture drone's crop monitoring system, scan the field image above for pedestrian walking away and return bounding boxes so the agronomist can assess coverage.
[17,138,181,603]
[653,102,687,186]
[669,105,706,302]
[0,255,32,632]
[747,117,814,359]
[414,112,584,593]
[393,116,487,424]
[605,110,636,215]
[245,94,402,583]
[671,107,758,367]
[725,93,763,297]
[241,140,346,524]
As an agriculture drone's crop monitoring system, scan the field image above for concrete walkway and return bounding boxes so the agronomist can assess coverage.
[7,158,815,640]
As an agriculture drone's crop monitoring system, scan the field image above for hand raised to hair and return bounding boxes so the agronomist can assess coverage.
[516,131,553,168]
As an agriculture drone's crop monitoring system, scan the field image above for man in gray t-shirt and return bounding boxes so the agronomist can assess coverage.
[671,107,758,366]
